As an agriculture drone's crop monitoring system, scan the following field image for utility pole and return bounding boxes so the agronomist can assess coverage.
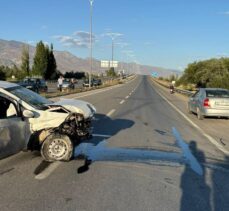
[89,0,94,88]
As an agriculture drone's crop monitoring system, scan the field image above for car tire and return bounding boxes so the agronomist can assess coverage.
[197,108,204,120]
[41,133,73,162]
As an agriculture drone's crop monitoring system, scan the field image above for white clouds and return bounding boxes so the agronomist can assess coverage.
[43,41,49,46]
[102,32,123,39]
[53,31,96,49]
[220,11,229,15]
[115,42,130,48]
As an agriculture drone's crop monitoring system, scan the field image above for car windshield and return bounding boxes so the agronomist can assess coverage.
[6,86,53,109]
[206,90,229,98]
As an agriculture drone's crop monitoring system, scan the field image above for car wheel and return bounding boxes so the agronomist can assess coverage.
[197,108,204,120]
[41,133,73,162]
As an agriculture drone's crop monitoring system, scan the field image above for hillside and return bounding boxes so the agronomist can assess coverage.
[0,39,180,76]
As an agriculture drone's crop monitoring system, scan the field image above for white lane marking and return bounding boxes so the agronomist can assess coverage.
[125,96,129,99]
[93,134,112,138]
[172,127,203,175]
[35,162,61,180]
[106,109,116,117]
[120,100,125,104]
[154,85,229,156]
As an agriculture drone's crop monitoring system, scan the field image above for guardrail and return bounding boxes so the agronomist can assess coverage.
[174,88,193,97]
[152,78,194,97]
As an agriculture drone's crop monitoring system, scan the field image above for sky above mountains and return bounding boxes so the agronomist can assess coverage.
[1,0,229,71]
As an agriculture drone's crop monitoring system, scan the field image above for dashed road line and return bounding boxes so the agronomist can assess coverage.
[120,100,125,104]
[35,162,61,180]
[106,109,116,117]
[125,96,129,99]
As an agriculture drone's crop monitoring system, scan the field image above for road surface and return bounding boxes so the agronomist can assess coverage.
[1,75,229,211]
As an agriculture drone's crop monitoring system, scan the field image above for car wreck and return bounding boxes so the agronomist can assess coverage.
[0,81,96,162]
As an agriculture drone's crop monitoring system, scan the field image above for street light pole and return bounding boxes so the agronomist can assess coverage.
[111,37,114,69]
[89,0,94,88]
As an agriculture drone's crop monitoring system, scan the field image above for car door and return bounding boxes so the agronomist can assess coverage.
[189,91,200,112]
[0,94,29,159]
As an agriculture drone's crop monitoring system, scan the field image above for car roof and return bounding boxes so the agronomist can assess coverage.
[0,80,19,89]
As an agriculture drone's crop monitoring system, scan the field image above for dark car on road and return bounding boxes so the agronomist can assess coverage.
[92,79,102,86]
[83,79,102,87]
[19,78,48,92]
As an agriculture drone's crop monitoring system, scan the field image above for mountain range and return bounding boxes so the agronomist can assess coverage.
[0,39,181,76]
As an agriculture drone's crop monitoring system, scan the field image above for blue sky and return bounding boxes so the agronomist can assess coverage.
[1,0,229,70]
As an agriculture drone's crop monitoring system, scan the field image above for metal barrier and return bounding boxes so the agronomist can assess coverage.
[153,79,194,97]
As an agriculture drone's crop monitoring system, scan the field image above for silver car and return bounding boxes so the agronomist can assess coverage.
[0,81,96,161]
[187,88,229,120]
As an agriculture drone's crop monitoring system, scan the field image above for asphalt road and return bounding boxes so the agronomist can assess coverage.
[1,75,229,211]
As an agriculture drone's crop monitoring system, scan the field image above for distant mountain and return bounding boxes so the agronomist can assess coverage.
[0,39,181,76]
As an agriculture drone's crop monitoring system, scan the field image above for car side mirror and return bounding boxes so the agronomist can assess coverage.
[23,110,35,118]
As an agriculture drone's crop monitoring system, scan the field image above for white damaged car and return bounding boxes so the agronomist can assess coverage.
[0,81,96,161]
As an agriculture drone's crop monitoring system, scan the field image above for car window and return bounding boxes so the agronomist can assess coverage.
[6,86,52,110]
[206,90,229,98]
[0,96,18,119]
[192,91,200,98]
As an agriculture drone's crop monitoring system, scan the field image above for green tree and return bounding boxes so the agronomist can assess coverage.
[12,64,26,80]
[45,44,57,79]
[106,67,116,77]
[178,58,229,89]
[32,41,48,77]
[0,68,6,80]
[21,45,30,77]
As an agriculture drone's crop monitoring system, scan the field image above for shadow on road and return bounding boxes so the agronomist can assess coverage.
[76,113,135,173]
[88,113,135,145]
[212,155,229,211]
[180,141,211,211]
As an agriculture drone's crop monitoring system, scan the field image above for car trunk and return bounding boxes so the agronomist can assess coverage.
[210,98,229,110]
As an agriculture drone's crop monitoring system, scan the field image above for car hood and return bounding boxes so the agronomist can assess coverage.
[50,98,96,119]
[30,98,96,132]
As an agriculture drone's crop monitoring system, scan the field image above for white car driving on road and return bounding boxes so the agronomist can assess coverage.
[0,81,96,161]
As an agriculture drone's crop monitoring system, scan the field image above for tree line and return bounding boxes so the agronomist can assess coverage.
[0,41,57,80]
[177,58,229,89]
